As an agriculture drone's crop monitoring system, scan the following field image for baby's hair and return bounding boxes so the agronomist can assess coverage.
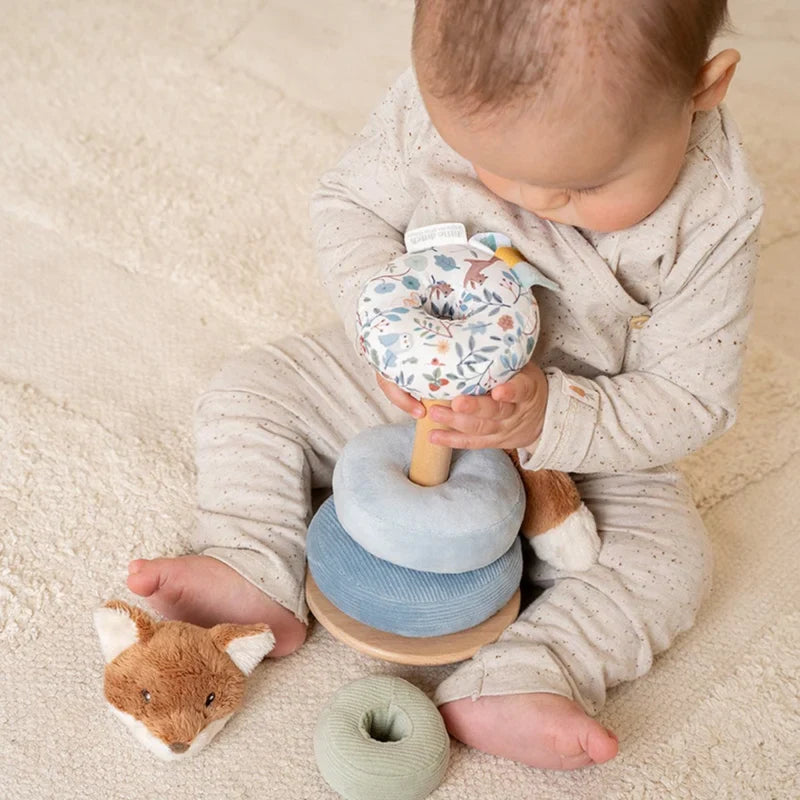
[413,0,731,122]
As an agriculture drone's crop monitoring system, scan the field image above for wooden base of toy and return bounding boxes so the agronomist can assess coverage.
[306,572,521,666]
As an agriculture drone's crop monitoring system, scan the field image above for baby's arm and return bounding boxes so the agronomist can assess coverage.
[518,204,764,474]
[311,69,422,345]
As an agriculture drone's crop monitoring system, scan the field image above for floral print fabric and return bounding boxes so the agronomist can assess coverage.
[356,239,540,400]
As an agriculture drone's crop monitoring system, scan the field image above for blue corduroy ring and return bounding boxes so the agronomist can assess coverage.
[307,496,523,638]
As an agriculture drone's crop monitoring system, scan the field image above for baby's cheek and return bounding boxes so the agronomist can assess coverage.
[579,193,660,232]
[475,170,520,205]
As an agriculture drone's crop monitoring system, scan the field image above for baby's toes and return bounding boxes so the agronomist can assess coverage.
[582,723,619,765]
[550,711,618,768]
[126,558,164,597]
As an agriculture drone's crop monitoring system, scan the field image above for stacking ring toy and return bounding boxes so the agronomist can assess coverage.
[306,223,558,665]
[314,676,450,800]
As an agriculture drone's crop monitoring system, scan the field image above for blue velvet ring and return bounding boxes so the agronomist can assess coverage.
[307,496,523,638]
[331,423,525,574]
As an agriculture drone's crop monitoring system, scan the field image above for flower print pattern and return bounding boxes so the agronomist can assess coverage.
[356,238,540,400]
[498,315,514,331]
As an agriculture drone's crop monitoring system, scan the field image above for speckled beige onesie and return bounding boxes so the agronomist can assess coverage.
[192,68,763,714]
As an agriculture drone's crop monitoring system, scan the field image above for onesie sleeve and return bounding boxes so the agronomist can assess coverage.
[310,69,422,345]
[517,204,764,474]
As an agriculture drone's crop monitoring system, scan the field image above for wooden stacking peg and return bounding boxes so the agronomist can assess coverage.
[408,399,453,487]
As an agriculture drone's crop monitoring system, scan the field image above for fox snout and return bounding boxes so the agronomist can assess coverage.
[147,708,213,752]
[106,702,235,761]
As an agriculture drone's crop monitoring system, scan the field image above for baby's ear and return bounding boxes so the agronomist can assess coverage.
[209,623,276,675]
[93,600,157,663]
[692,49,740,111]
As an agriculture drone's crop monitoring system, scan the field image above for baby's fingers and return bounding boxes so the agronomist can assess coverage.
[448,393,515,420]
[376,373,425,418]
[491,361,544,404]
[428,395,514,435]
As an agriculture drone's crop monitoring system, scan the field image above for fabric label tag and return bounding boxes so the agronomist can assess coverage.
[561,374,598,409]
[405,223,467,253]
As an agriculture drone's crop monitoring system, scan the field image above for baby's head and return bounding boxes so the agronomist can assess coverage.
[412,0,738,231]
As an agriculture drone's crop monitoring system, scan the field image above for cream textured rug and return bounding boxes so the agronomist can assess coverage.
[1,2,799,799]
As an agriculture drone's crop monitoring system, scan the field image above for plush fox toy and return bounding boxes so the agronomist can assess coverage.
[506,454,601,572]
[93,600,275,760]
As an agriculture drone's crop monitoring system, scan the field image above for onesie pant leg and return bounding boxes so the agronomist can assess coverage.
[433,467,712,715]
[190,326,404,624]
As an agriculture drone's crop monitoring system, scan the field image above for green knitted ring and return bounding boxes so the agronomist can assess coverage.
[313,676,450,800]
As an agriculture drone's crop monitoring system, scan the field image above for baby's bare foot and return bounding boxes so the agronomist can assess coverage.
[439,691,618,770]
[127,555,307,657]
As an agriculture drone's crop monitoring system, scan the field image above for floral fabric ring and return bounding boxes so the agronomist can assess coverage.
[356,224,558,400]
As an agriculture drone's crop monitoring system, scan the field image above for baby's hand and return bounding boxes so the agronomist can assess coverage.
[425,361,548,450]
[375,372,426,419]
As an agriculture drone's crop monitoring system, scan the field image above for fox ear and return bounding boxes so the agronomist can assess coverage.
[93,600,157,663]
[210,623,276,676]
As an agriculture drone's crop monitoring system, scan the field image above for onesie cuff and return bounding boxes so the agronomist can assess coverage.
[516,368,599,472]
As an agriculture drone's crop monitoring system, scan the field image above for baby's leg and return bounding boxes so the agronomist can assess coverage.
[435,467,711,769]
[128,326,402,655]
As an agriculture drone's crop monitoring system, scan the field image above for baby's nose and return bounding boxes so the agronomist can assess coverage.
[170,742,189,754]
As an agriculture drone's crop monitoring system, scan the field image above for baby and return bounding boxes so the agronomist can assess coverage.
[127,0,763,770]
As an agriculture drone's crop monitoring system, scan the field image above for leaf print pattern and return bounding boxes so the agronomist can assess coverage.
[357,240,540,400]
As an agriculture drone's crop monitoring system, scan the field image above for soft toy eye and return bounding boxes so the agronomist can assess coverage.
[205,693,215,707]
[141,689,151,703]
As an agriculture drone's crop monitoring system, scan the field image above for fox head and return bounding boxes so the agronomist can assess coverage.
[93,600,275,760]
